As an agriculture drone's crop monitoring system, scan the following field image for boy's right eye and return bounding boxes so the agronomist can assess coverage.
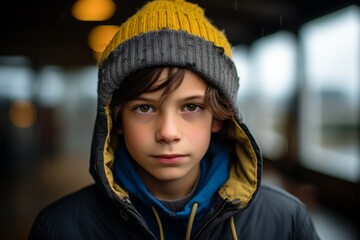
[134,105,154,113]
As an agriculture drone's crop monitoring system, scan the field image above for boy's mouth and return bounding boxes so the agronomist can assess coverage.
[151,154,188,164]
[153,154,186,158]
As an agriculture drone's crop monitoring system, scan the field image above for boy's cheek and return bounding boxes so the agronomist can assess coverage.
[125,127,148,143]
[187,127,212,143]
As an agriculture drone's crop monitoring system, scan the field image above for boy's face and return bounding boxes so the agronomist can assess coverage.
[120,69,221,198]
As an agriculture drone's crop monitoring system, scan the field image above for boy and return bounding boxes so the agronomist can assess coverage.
[30,0,320,239]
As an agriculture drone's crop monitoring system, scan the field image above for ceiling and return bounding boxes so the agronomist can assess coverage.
[0,0,357,67]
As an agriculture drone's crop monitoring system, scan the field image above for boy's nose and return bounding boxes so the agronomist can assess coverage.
[155,114,181,144]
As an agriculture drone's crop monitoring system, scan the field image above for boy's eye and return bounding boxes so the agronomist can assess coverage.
[183,104,202,112]
[134,105,154,113]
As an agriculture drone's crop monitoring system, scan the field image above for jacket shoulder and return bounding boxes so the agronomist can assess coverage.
[34,184,102,219]
[259,183,305,206]
[232,183,320,240]
[29,185,126,240]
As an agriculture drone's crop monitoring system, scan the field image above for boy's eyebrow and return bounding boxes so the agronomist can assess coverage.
[178,95,205,101]
[131,94,205,103]
[131,96,157,103]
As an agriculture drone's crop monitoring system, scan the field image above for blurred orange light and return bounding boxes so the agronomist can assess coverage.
[88,25,119,55]
[9,100,37,128]
[72,0,116,21]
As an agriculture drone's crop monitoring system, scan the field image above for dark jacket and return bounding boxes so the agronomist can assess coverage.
[29,182,318,239]
[29,116,320,240]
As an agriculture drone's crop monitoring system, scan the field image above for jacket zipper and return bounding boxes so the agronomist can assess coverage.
[122,198,154,237]
[192,200,231,240]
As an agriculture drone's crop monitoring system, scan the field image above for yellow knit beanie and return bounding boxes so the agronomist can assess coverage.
[99,0,232,64]
[98,0,239,121]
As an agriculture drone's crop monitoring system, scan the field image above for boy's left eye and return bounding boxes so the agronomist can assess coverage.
[134,105,154,113]
[182,104,202,112]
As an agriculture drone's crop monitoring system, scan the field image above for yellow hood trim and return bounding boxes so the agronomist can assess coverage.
[218,118,258,208]
[103,104,129,199]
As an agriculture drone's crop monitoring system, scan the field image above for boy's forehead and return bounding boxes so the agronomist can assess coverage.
[139,68,205,94]
[150,68,173,87]
[139,70,207,99]
[153,68,204,86]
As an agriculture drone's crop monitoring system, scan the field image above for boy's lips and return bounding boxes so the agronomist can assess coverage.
[153,154,186,158]
[151,154,188,164]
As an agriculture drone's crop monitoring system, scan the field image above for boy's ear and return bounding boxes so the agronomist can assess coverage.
[211,120,222,133]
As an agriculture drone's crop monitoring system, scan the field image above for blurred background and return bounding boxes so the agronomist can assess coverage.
[0,0,359,239]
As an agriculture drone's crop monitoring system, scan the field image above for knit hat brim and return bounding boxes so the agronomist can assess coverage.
[98,29,239,122]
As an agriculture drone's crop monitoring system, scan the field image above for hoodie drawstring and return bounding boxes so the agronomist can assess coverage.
[185,202,198,240]
[151,206,164,240]
[151,204,239,240]
[229,216,238,240]
[151,202,199,240]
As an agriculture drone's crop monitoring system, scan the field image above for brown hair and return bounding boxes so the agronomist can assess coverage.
[110,67,234,131]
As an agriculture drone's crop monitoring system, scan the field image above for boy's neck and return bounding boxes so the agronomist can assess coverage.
[135,165,201,200]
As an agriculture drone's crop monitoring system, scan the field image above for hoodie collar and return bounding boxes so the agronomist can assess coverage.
[113,139,229,218]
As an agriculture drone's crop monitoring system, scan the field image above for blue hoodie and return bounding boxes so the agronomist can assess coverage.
[114,139,229,240]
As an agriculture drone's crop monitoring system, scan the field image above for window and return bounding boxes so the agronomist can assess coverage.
[299,6,360,182]
[235,32,297,159]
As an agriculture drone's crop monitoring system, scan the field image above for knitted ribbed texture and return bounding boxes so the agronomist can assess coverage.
[99,0,232,64]
[97,0,241,127]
